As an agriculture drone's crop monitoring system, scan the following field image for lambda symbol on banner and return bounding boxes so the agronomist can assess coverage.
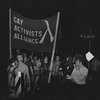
[39,20,54,43]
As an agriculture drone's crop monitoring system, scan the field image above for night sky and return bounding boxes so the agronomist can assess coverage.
[0,0,100,61]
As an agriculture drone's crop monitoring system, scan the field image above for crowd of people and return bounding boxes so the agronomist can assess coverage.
[6,49,100,99]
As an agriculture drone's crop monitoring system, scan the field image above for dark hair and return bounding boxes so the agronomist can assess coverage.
[16,53,23,58]
[9,57,17,64]
[22,53,27,58]
[74,54,85,64]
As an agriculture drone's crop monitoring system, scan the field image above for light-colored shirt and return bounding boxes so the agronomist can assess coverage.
[71,65,88,85]
[15,62,30,87]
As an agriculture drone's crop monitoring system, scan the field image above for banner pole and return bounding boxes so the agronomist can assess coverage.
[48,12,60,83]
[9,8,12,59]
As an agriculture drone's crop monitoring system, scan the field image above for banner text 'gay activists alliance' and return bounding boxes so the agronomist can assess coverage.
[11,10,58,52]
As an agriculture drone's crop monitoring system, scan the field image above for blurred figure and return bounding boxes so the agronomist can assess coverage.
[51,56,61,89]
[16,49,21,57]
[22,53,27,63]
[40,56,49,89]
[7,58,18,99]
[67,55,88,85]
[65,54,88,99]
[90,57,100,85]
[62,55,74,76]
[14,54,31,96]
[52,56,61,76]
[33,58,41,93]
[41,56,48,73]
[33,56,38,62]
[59,54,74,87]
[23,53,34,93]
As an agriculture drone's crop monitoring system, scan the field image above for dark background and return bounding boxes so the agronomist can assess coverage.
[0,0,100,58]
[0,0,100,99]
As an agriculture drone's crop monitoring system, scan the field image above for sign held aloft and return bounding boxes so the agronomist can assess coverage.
[10,9,59,53]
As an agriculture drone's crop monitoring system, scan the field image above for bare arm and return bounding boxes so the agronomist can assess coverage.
[8,73,12,87]
[66,75,75,82]
[30,66,34,81]
[25,67,31,92]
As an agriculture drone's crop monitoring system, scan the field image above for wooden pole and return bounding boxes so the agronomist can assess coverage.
[48,12,60,83]
[88,29,92,69]
[9,8,12,59]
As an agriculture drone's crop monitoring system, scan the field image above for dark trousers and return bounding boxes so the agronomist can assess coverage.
[59,76,88,99]
[50,75,59,90]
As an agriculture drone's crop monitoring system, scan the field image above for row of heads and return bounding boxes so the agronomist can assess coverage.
[9,53,61,64]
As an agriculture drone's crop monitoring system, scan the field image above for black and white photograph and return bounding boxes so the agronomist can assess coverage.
[0,0,100,100]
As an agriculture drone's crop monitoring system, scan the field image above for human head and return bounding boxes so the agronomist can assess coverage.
[74,54,84,63]
[55,56,60,61]
[74,56,84,69]
[16,49,20,54]
[12,60,17,67]
[36,59,41,67]
[17,54,23,62]
[44,56,48,63]
[22,53,27,62]
[7,58,18,71]
[33,56,37,60]
[10,58,18,67]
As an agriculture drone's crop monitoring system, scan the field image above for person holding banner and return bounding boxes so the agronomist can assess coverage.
[9,9,60,84]
[14,54,31,96]
[50,56,61,89]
